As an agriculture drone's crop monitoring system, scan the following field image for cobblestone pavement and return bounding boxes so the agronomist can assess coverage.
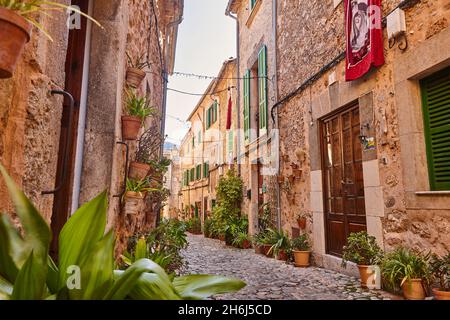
[182,234,396,300]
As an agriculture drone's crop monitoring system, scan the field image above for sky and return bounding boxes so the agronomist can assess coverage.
[165,0,236,146]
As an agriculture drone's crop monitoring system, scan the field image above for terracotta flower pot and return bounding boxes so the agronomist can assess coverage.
[293,250,311,267]
[432,288,450,301]
[254,245,263,254]
[126,67,146,88]
[262,244,273,257]
[402,279,426,300]
[125,191,145,200]
[276,250,289,261]
[297,217,307,230]
[129,162,150,180]
[121,115,141,140]
[0,8,32,79]
[242,240,252,249]
[357,265,376,288]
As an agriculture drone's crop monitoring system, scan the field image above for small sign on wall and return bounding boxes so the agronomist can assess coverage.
[363,137,376,151]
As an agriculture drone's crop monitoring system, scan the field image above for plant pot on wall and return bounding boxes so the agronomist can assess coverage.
[121,116,141,140]
[402,279,426,300]
[297,217,307,230]
[0,8,32,79]
[126,67,146,88]
[129,162,150,180]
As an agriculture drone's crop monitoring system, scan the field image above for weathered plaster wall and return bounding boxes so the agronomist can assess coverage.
[0,1,70,223]
[277,0,450,257]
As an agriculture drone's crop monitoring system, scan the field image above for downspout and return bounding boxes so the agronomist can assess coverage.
[71,0,93,214]
[272,0,281,231]
[225,5,240,175]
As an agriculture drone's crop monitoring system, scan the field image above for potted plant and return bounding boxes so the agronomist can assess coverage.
[429,253,450,300]
[232,231,252,249]
[342,232,383,288]
[252,231,272,255]
[381,247,431,300]
[296,212,307,230]
[122,89,155,140]
[129,128,163,180]
[126,52,150,88]
[267,229,291,261]
[292,234,312,267]
[0,1,100,78]
[124,178,152,200]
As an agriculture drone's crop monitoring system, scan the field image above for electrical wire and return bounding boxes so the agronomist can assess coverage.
[167,87,235,96]
[172,71,272,81]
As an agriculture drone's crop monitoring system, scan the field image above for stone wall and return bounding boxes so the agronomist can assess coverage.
[276,0,450,258]
[0,1,71,223]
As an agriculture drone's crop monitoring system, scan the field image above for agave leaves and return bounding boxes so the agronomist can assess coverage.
[0,164,246,300]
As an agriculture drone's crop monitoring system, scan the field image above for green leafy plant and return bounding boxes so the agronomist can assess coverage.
[0,0,102,41]
[266,229,291,257]
[291,234,311,252]
[126,178,153,196]
[258,203,274,232]
[381,247,431,293]
[186,217,202,234]
[126,51,150,70]
[252,230,272,246]
[429,253,450,292]
[341,231,383,268]
[232,232,251,249]
[125,89,155,123]
[0,164,246,300]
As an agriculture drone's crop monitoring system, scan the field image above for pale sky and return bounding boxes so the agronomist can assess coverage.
[165,0,236,146]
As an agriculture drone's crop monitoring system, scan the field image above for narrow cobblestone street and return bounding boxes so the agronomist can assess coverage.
[182,234,395,300]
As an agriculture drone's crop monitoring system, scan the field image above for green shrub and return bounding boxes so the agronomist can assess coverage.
[429,253,450,291]
[266,229,291,257]
[0,165,245,300]
[342,231,383,268]
[292,234,311,252]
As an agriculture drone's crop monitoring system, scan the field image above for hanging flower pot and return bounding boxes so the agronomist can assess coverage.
[0,8,32,79]
[297,216,307,230]
[121,116,141,140]
[129,162,151,180]
[126,67,146,88]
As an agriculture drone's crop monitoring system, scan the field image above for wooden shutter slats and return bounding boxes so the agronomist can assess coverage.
[258,45,268,132]
[243,70,250,141]
[421,67,450,190]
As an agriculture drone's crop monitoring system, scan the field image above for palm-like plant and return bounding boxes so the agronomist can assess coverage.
[0,0,102,41]
[126,52,150,70]
[266,229,291,257]
[0,165,246,300]
[125,89,156,123]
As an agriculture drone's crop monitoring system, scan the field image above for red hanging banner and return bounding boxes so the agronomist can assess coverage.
[345,0,385,81]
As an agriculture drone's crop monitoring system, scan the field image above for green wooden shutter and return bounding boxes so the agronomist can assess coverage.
[214,101,218,123]
[206,109,210,129]
[243,69,251,141]
[258,45,268,132]
[420,67,450,191]
[250,0,257,10]
[190,168,195,182]
[203,162,209,178]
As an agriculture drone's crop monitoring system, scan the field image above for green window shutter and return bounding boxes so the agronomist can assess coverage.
[228,130,234,153]
[243,69,251,141]
[203,162,209,178]
[258,45,268,132]
[420,67,450,191]
[214,101,218,123]
[250,0,257,10]
[190,168,195,182]
[206,109,210,129]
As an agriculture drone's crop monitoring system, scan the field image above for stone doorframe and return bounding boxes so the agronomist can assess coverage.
[308,78,385,264]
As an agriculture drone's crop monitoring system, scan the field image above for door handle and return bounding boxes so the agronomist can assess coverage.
[42,90,76,195]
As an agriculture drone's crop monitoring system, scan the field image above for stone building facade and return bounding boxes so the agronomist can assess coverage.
[0,0,183,255]
[226,0,281,235]
[272,0,450,272]
[179,59,238,222]
[162,145,181,220]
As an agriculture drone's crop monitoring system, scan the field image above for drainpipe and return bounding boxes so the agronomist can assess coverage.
[71,0,93,214]
[225,5,241,175]
[272,0,281,231]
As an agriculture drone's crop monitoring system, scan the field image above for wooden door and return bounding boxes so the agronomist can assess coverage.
[50,0,89,257]
[321,104,367,256]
